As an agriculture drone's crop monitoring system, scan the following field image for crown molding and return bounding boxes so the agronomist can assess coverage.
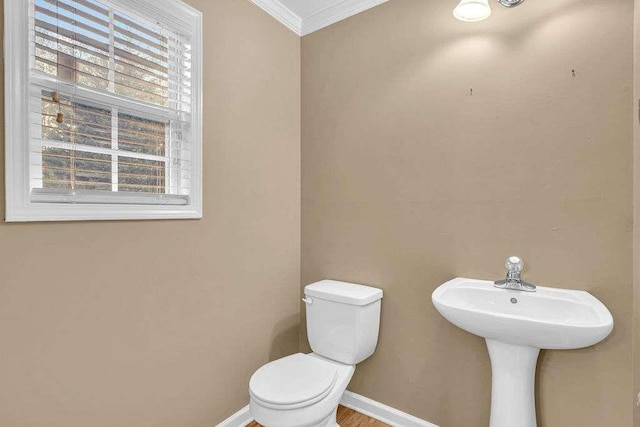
[249,0,389,37]
[249,0,302,35]
[301,0,389,36]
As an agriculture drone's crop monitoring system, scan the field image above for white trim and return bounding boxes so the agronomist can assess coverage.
[248,0,302,35]
[214,392,438,427]
[4,0,31,222]
[215,405,252,427]
[340,391,439,427]
[301,0,389,36]
[247,0,388,36]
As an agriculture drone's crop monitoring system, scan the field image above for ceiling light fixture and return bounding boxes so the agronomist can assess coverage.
[453,0,492,22]
[453,0,525,23]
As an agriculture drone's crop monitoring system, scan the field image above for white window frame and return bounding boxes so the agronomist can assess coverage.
[4,0,203,222]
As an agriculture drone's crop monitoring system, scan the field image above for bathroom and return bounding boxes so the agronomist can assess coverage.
[0,0,637,426]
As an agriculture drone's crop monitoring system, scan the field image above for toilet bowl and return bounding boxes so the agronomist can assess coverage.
[249,353,355,427]
[248,280,383,427]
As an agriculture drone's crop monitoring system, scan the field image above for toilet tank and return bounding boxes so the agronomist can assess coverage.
[304,280,383,365]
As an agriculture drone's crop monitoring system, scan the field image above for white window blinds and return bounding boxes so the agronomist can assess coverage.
[4,0,202,221]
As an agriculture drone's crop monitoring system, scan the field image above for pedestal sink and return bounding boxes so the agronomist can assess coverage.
[432,277,613,427]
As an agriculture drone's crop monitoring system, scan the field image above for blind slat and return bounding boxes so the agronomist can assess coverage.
[113,10,168,45]
[30,75,193,115]
[30,139,192,163]
[39,0,110,32]
[31,188,189,205]
[37,123,170,154]
[33,27,193,79]
[32,153,191,171]
[35,53,191,100]
[113,37,169,64]
[39,178,167,190]
[35,6,109,41]
[38,117,170,147]
[35,39,109,70]
[33,29,177,78]
[34,19,110,55]
[34,57,178,104]
[37,108,179,139]
[113,29,168,56]
[39,166,171,188]
[31,95,193,129]
[45,0,109,19]
[38,165,170,182]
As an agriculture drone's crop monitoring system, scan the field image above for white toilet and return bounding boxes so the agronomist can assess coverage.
[249,280,383,427]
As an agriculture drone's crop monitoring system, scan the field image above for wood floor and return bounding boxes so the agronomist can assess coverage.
[248,405,390,427]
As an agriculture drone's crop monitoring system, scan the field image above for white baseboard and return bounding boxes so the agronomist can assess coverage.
[340,391,439,427]
[215,404,252,427]
[215,392,438,427]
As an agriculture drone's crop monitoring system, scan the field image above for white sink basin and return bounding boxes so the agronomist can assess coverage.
[432,276,613,427]
[432,277,613,349]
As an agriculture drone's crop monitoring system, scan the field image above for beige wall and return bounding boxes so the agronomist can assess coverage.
[635,0,640,425]
[301,0,634,426]
[0,1,301,426]
[0,0,637,425]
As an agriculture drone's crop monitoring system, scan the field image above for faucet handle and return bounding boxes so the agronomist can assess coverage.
[505,256,524,273]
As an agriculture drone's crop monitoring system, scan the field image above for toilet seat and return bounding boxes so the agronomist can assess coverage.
[249,353,338,409]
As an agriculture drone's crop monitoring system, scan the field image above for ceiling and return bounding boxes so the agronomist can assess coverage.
[249,0,388,36]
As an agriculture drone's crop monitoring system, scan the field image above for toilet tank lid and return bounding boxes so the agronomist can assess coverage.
[304,280,383,306]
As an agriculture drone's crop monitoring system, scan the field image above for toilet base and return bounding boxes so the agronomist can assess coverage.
[317,408,338,427]
[252,404,339,427]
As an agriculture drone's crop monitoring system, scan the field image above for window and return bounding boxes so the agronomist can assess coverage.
[5,0,202,221]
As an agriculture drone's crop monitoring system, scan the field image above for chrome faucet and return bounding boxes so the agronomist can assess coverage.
[494,256,536,292]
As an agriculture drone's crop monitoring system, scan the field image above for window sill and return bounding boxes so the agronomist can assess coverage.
[5,202,202,222]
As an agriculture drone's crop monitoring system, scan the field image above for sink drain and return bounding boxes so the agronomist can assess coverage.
[510,298,518,304]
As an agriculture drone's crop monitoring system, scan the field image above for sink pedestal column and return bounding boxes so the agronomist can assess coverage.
[486,339,540,427]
